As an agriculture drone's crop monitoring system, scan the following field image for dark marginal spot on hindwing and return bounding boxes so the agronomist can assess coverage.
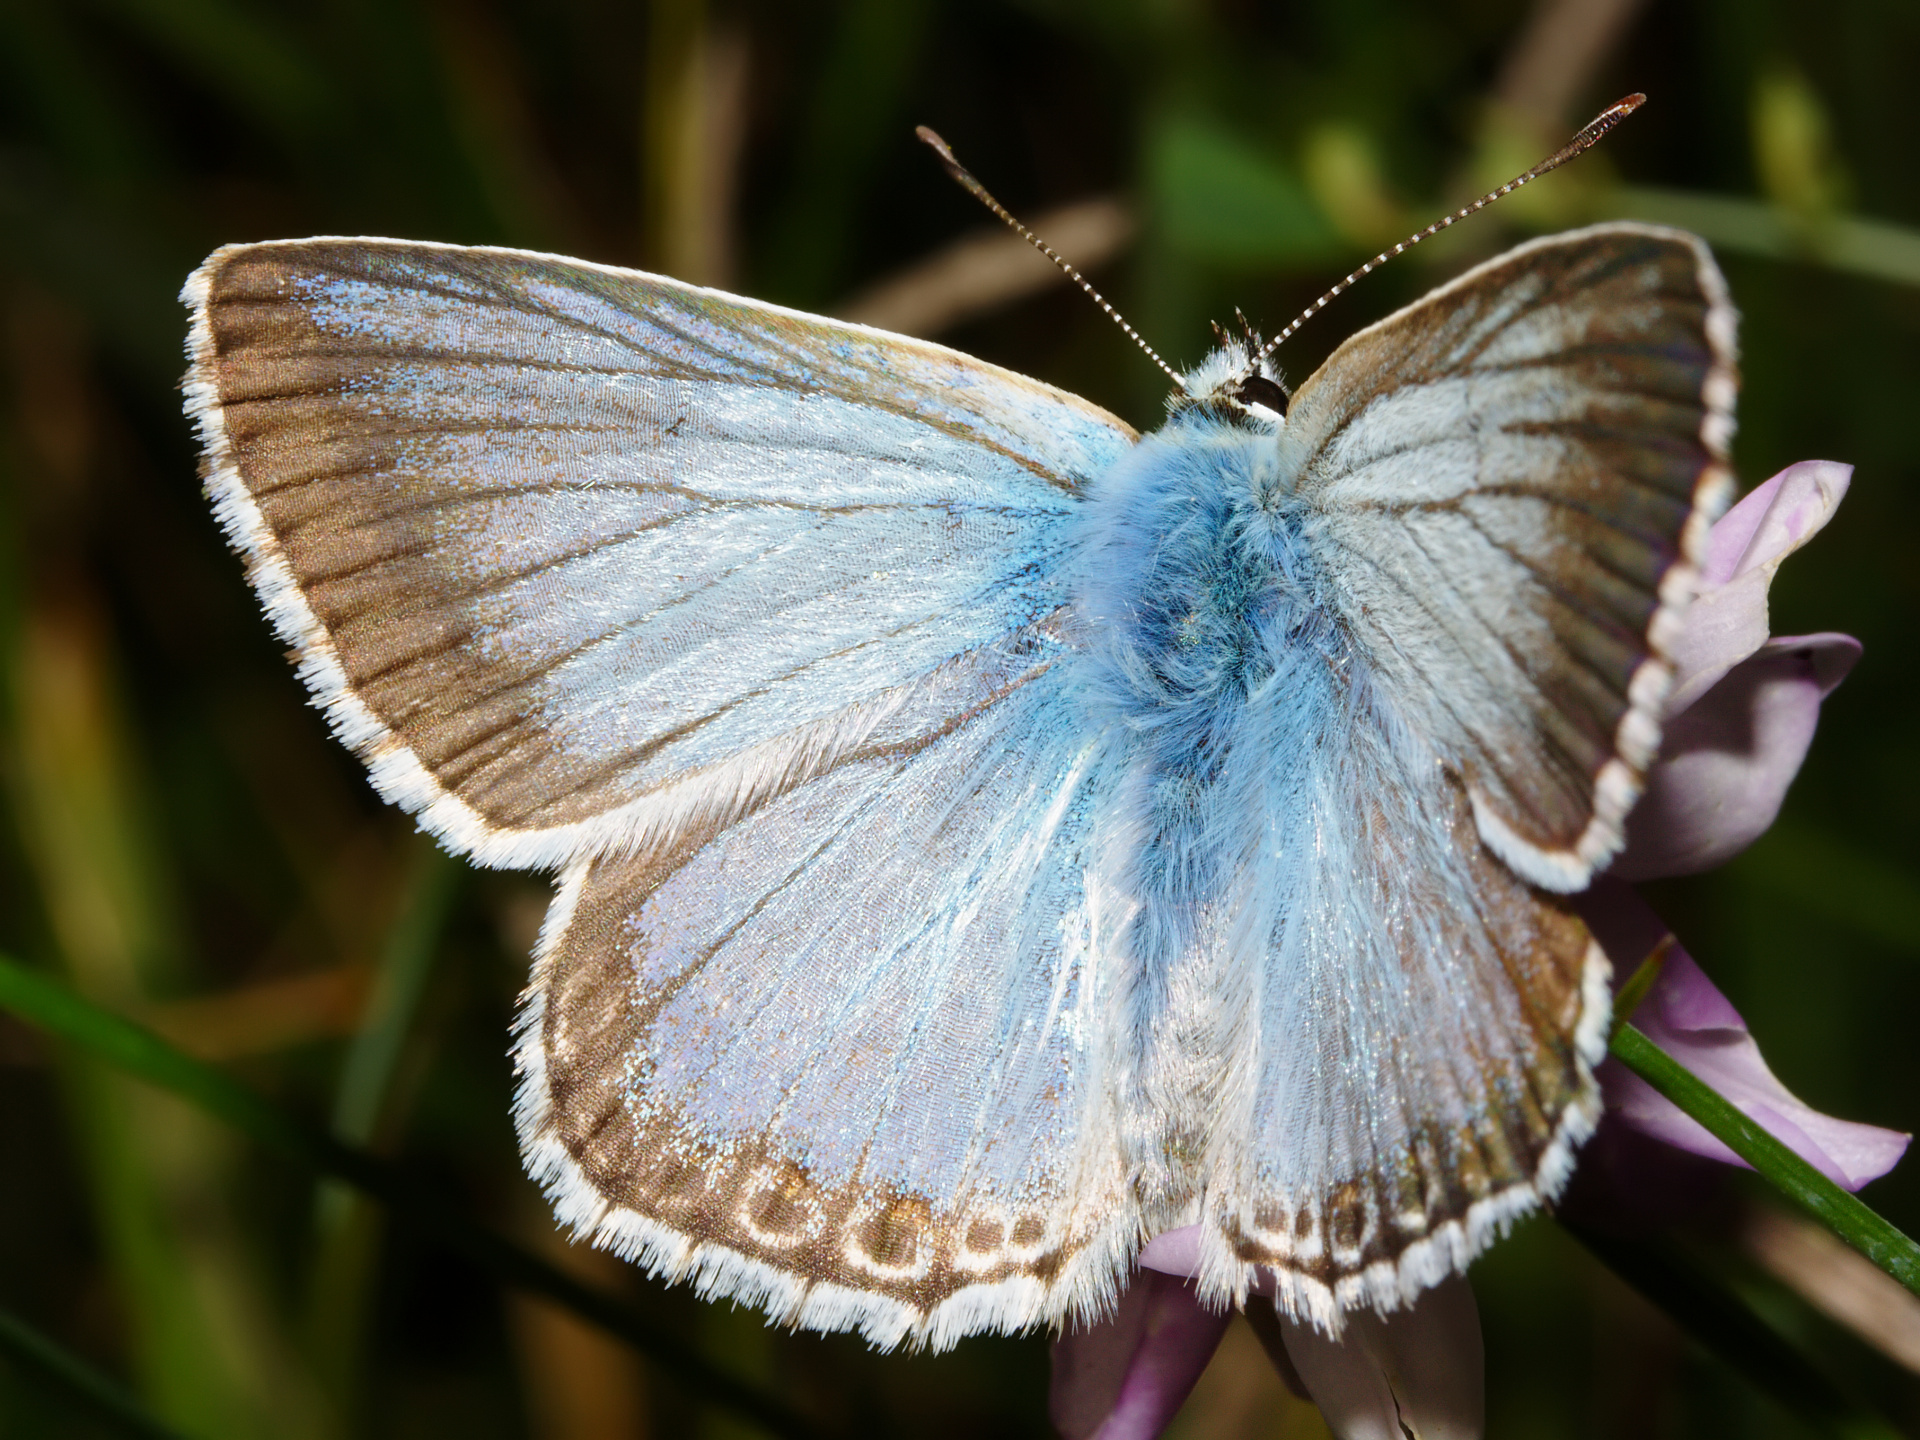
[746,1162,818,1238]
[858,1196,931,1270]
[963,1219,1005,1254]
[1385,1161,1425,1230]
[1011,1214,1047,1248]
[1475,1110,1525,1189]
[1025,1247,1068,1284]
[1451,1132,1494,1202]
[1327,1181,1367,1252]
[1224,1210,1280,1264]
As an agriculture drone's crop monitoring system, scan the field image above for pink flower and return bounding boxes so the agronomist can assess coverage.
[1050,1264,1483,1440]
[1612,460,1863,881]
[1050,463,1906,1440]
[1576,878,1908,1192]
[1050,1270,1231,1440]
[1582,461,1905,1185]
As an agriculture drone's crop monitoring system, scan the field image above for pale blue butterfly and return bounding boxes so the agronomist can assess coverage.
[180,98,1734,1349]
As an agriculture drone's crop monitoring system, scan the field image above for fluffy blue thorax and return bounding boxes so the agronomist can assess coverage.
[1075,411,1344,736]
[1072,410,1356,916]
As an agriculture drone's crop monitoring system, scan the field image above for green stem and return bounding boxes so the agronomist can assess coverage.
[0,955,830,1440]
[1609,1023,1920,1297]
[0,1302,185,1440]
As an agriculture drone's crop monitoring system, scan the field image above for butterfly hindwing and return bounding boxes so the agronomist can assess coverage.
[1194,696,1605,1329]
[183,239,1134,870]
[516,630,1136,1347]
[1284,222,1736,891]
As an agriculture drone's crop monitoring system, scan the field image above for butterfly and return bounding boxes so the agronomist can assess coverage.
[181,192,1734,1351]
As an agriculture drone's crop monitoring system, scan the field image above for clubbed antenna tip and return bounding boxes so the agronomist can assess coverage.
[1251,93,1650,366]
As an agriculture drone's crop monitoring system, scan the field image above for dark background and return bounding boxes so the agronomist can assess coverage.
[0,0,1916,1436]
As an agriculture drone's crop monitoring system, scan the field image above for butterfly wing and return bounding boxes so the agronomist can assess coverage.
[517,630,1138,1348]
[184,238,1141,1346]
[1282,222,1736,891]
[1166,224,1732,1327]
[183,239,1133,869]
[1188,694,1607,1330]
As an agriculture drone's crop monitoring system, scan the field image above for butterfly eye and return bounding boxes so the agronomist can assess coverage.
[1232,373,1290,415]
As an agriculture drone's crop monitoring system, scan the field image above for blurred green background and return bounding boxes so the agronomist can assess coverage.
[0,0,1917,1435]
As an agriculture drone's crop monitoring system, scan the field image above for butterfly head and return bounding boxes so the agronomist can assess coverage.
[1173,322,1289,429]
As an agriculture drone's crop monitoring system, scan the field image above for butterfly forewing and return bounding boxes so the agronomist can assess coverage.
[184,240,1135,871]
[1285,223,1736,891]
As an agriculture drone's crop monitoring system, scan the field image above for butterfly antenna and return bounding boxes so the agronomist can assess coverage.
[916,126,1187,394]
[1251,93,1647,367]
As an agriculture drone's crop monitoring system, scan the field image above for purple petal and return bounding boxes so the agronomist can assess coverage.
[1276,1278,1484,1440]
[1576,881,1909,1191]
[1137,1226,1203,1279]
[1701,460,1853,588]
[1140,1230,1483,1438]
[1050,1270,1230,1440]
[1668,460,1850,714]
[1614,633,1861,880]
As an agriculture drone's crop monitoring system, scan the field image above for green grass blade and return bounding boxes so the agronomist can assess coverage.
[329,845,459,1147]
[1563,1223,1899,1439]
[1607,187,1920,288]
[1610,1023,1920,1296]
[1,595,309,1435]
[0,957,321,1166]
[0,955,831,1440]
[309,844,459,1423]
[0,1302,186,1440]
